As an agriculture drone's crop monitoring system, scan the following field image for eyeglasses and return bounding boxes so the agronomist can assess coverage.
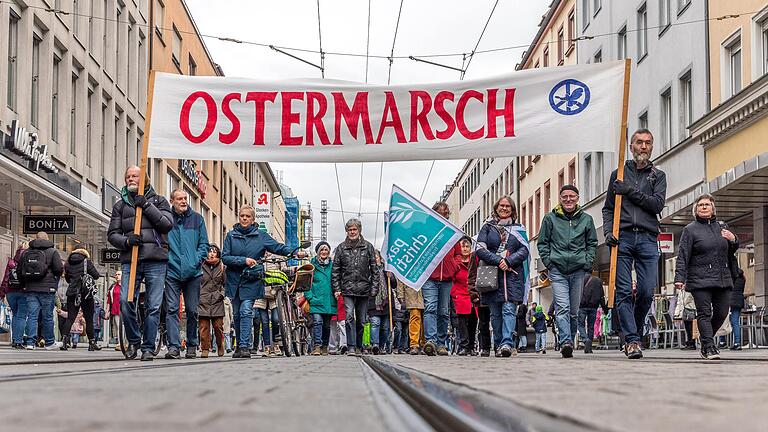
[560,195,579,201]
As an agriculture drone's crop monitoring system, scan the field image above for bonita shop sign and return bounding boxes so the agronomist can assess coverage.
[23,215,76,234]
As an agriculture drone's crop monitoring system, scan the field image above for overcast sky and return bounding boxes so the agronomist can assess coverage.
[185,0,550,247]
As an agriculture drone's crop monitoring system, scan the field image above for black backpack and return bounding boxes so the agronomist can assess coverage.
[20,249,48,282]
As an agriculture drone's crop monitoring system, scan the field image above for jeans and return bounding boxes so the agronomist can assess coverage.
[254,307,276,348]
[25,292,56,347]
[549,267,584,346]
[578,307,597,343]
[369,314,390,347]
[230,293,255,350]
[393,321,408,350]
[731,308,742,346]
[121,262,166,353]
[312,313,333,346]
[614,230,659,344]
[165,276,201,349]
[344,296,368,350]
[535,332,547,351]
[422,279,452,347]
[690,288,730,350]
[516,334,527,350]
[329,319,347,351]
[6,292,28,344]
[487,300,516,349]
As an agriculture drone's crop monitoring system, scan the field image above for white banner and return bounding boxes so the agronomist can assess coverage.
[147,61,626,162]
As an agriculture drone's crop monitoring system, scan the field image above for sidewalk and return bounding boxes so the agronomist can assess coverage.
[378,349,768,432]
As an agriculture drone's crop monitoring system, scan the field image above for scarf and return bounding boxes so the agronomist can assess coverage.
[120,184,154,206]
[317,256,330,266]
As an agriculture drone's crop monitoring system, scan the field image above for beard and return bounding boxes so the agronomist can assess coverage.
[127,184,139,192]
[633,151,650,164]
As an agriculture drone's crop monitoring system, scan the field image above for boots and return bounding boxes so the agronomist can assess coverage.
[584,339,593,354]
[60,335,70,351]
[88,340,102,351]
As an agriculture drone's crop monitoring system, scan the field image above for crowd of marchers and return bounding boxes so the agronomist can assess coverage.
[0,128,746,361]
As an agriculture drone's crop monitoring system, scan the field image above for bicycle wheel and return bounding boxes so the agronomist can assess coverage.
[294,324,309,356]
[275,288,294,357]
[118,314,129,358]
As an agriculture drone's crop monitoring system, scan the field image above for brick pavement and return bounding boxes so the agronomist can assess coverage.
[379,349,768,432]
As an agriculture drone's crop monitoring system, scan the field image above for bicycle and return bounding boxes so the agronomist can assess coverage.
[118,290,166,358]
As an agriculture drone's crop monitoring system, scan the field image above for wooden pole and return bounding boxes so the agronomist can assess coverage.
[607,59,632,308]
[127,70,157,302]
[387,274,394,349]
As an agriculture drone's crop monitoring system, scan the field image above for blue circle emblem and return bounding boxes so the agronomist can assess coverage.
[549,79,591,115]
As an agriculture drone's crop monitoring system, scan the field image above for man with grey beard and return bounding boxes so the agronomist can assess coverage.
[108,166,173,361]
[602,129,667,360]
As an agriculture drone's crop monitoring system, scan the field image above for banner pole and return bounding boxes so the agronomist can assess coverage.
[607,59,632,308]
[387,275,394,351]
[127,70,157,302]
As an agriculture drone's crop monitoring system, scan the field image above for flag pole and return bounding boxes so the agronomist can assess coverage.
[387,275,394,351]
[127,70,157,302]
[607,59,632,308]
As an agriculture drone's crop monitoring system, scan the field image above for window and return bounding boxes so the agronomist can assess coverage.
[677,0,691,15]
[127,23,133,95]
[543,46,549,67]
[596,152,605,194]
[73,0,80,36]
[726,36,742,97]
[594,49,602,64]
[581,0,590,29]
[638,3,648,59]
[521,203,527,229]
[31,35,41,127]
[166,170,178,198]
[593,0,602,16]
[617,26,627,59]
[534,189,541,235]
[103,0,108,63]
[534,60,540,68]
[87,88,94,166]
[155,0,165,37]
[101,103,107,172]
[680,71,693,140]
[544,181,551,214]
[52,55,61,141]
[116,5,122,79]
[71,72,79,155]
[89,0,95,50]
[762,18,768,76]
[7,11,19,111]
[557,27,564,64]
[639,110,648,129]
[584,155,593,199]
[172,26,182,68]
[659,0,671,33]
[558,169,565,192]
[568,9,575,49]
[568,159,576,186]
[188,55,197,76]
[660,88,673,152]
[527,198,533,233]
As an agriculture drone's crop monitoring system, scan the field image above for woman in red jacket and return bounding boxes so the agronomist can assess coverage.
[452,237,476,356]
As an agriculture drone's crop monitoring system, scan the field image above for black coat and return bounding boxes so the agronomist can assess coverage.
[675,216,738,291]
[516,304,528,334]
[107,186,173,264]
[64,251,101,296]
[331,237,379,298]
[20,239,63,294]
[730,271,746,309]
[581,274,607,311]
[602,160,667,236]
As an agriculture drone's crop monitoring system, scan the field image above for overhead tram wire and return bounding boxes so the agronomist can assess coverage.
[8,1,759,62]
[316,0,325,78]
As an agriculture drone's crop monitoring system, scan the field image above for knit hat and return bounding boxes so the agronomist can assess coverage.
[315,241,331,253]
[559,184,579,195]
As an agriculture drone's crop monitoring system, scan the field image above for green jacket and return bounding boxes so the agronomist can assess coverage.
[305,256,335,315]
[537,204,598,275]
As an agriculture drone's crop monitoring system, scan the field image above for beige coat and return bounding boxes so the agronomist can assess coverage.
[396,281,424,310]
[223,296,233,333]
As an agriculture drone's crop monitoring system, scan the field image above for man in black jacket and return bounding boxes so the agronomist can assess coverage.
[20,231,63,350]
[579,273,608,353]
[108,166,173,361]
[602,128,667,360]
[331,218,379,355]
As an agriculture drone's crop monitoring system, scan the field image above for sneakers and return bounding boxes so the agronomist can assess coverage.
[88,341,102,351]
[624,342,643,359]
[165,347,181,359]
[339,345,348,355]
[371,345,381,355]
[457,348,469,356]
[436,346,449,356]
[480,349,491,357]
[409,347,421,355]
[185,349,197,359]
[140,351,154,361]
[423,341,437,356]
[584,340,593,354]
[541,349,547,354]
[311,346,322,356]
[561,342,574,358]
[701,347,721,360]
[321,346,329,355]
[499,345,513,358]
[730,344,742,351]
[44,341,63,350]
[346,347,357,356]
[680,342,697,350]
[125,344,139,360]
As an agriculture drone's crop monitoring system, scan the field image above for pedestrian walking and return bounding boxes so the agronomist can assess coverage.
[59,248,102,351]
[728,269,746,350]
[396,277,425,355]
[579,273,608,353]
[198,245,226,358]
[473,196,529,358]
[223,296,234,353]
[530,305,550,354]
[674,194,738,360]
[93,298,106,345]
[19,232,64,350]
[392,289,409,354]
[1,243,28,349]
[369,251,393,355]
[222,205,305,358]
[515,304,528,352]
[165,189,209,360]
[107,271,121,348]
[451,237,476,356]
[305,241,336,356]
[331,218,379,355]
[421,202,461,356]
[602,129,667,359]
[538,185,598,358]
[467,247,493,357]
[108,165,174,361]
[328,291,348,354]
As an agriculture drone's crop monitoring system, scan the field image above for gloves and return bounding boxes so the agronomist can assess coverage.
[612,180,633,195]
[126,233,142,247]
[605,233,619,248]
[133,195,148,208]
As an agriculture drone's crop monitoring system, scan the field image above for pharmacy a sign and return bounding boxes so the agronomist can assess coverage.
[383,185,463,290]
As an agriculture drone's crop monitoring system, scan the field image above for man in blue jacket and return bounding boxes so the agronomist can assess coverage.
[165,189,209,359]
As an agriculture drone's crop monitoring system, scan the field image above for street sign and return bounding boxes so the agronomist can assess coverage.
[658,232,674,254]
[22,215,76,234]
[100,248,121,264]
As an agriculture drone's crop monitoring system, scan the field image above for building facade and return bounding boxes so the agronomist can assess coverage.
[516,0,579,305]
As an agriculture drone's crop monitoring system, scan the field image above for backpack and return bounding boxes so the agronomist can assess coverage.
[68,259,97,307]
[4,258,21,289]
[20,249,48,282]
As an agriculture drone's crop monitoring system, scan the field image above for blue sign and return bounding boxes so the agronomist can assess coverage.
[549,79,590,115]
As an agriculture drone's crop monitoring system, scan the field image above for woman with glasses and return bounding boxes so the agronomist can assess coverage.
[675,194,738,360]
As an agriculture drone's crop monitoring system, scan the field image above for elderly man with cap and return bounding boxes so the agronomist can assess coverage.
[304,241,336,355]
[537,184,598,358]
[331,219,379,355]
